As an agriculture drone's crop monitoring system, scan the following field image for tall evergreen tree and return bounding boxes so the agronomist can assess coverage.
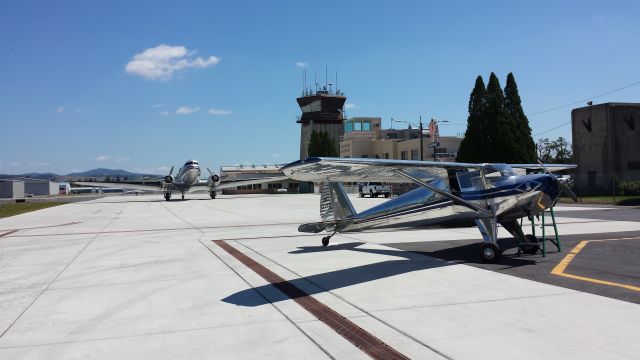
[504,72,536,163]
[484,72,521,162]
[456,76,488,162]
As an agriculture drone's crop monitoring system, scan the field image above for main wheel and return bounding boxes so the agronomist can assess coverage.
[322,236,330,247]
[359,192,364,198]
[481,243,502,263]
[164,193,171,201]
[210,191,217,199]
[181,194,185,200]
[521,234,540,255]
[384,193,390,198]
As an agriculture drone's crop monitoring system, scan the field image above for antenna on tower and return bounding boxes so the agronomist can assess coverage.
[325,66,328,89]
[335,71,338,95]
[303,68,307,95]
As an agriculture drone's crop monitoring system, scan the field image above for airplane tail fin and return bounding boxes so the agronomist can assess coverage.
[320,182,357,222]
[298,182,356,233]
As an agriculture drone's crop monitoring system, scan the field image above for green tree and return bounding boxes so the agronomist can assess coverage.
[484,72,521,162]
[456,76,488,162]
[536,137,574,163]
[308,130,338,157]
[504,73,536,163]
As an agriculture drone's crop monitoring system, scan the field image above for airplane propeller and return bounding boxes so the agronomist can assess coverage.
[161,166,175,190]
[539,162,577,202]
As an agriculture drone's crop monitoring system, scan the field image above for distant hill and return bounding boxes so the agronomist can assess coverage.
[1,168,161,181]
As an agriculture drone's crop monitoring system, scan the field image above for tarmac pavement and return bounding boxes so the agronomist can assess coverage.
[0,194,639,359]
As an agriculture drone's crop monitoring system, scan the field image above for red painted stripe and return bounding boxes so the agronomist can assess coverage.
[214,240,409,360]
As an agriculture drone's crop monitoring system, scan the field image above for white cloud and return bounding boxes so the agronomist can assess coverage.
[95,155,111,162]
[56,106,65,113]
[176,106,200,115]
[296,61,308,68]
[272,153,281,158]
[28,162,49,167]
[75,108,87,113]
[344,103,358,110]
[207,108,232,115]
[71,168,83,173]
[160,110,169,116]
[114,157,130,163]
[152,104,165,108]
[125,44,220,80]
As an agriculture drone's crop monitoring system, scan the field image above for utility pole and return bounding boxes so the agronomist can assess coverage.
[419,116,424,161]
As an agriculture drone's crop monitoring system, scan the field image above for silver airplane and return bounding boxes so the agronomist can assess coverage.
[161,159,219,201]
[161,159,290,201]
[281,157,577,263]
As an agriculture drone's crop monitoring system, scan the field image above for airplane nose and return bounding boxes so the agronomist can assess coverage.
[541,175,560,199]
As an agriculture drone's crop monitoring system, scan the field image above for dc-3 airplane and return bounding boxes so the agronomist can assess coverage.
[76,159,287,201]
[161,159,288,201]
[281,157,577,263]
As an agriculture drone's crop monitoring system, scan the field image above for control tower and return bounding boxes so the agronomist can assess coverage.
[297,82,346,159]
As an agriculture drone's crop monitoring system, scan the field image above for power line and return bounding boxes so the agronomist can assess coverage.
[533,121,571,137]
[527,80,640,117]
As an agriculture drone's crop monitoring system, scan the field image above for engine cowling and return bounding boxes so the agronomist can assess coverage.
[208,174,220,186]
[164,175,174,184]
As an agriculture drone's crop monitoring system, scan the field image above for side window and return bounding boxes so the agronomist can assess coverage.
[457,170,483,192]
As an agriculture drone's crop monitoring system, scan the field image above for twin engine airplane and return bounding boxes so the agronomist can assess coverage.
[161,159,288,201]
[281,157,577,263]
[161,160,219,201]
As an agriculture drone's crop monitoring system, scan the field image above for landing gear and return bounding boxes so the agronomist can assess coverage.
[322,236,330,247]
[181,193,185,200]
[210,190,216,199]
[481,243,502,263]
[164,191,172,201]
[520,234,540,255]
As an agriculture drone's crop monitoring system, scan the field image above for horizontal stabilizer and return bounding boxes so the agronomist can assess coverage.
[298,219,350,233]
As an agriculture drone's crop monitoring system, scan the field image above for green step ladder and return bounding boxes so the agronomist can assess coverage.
[519,207,561,257]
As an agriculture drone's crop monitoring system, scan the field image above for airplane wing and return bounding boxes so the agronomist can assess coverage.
[281,157,483,183]
[73,181,162,191]
[510,164,577,173]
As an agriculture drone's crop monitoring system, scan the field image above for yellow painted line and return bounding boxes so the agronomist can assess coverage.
[551,236,640,292]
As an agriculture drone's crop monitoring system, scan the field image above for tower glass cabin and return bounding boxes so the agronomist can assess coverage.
[297,85,346,159]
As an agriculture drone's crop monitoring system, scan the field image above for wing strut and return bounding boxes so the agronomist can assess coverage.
[394,169,492,217]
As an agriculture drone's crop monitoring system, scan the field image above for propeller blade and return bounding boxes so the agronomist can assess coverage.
[206,167,215,176]
[539,160,577,202]
[559,179,578,202]
[169,166,174,176]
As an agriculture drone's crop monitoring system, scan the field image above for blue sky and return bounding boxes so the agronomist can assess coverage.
[1,1,639,175]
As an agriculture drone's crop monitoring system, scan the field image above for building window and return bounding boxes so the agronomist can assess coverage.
[411,149,419,160]
[385,153,389,159]
[401,151,408,160]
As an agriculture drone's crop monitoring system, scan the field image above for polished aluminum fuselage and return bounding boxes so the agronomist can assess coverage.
[339,174,559,232]
[171,162,202,193]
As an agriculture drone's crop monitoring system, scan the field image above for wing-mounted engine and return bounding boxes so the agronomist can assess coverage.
[207,173,220,187]
[161,166,175,190]
[164,175,174,184]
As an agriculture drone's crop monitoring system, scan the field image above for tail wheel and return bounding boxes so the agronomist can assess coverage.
[481,243,502,263]
[521,234,540,255]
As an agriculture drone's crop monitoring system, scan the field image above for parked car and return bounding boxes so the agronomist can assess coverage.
[358,182,391,198]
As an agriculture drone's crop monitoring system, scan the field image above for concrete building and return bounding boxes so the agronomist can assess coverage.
[571,102,640,195]
[297,86,346,159]
[340,117,462,161]
[0,179,25,199]
[24,179,59,196]
[219,164,305,195]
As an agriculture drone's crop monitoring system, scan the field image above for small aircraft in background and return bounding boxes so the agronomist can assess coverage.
[76,159,288,201]
[160,160,218,200]
[281,157,577,263]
